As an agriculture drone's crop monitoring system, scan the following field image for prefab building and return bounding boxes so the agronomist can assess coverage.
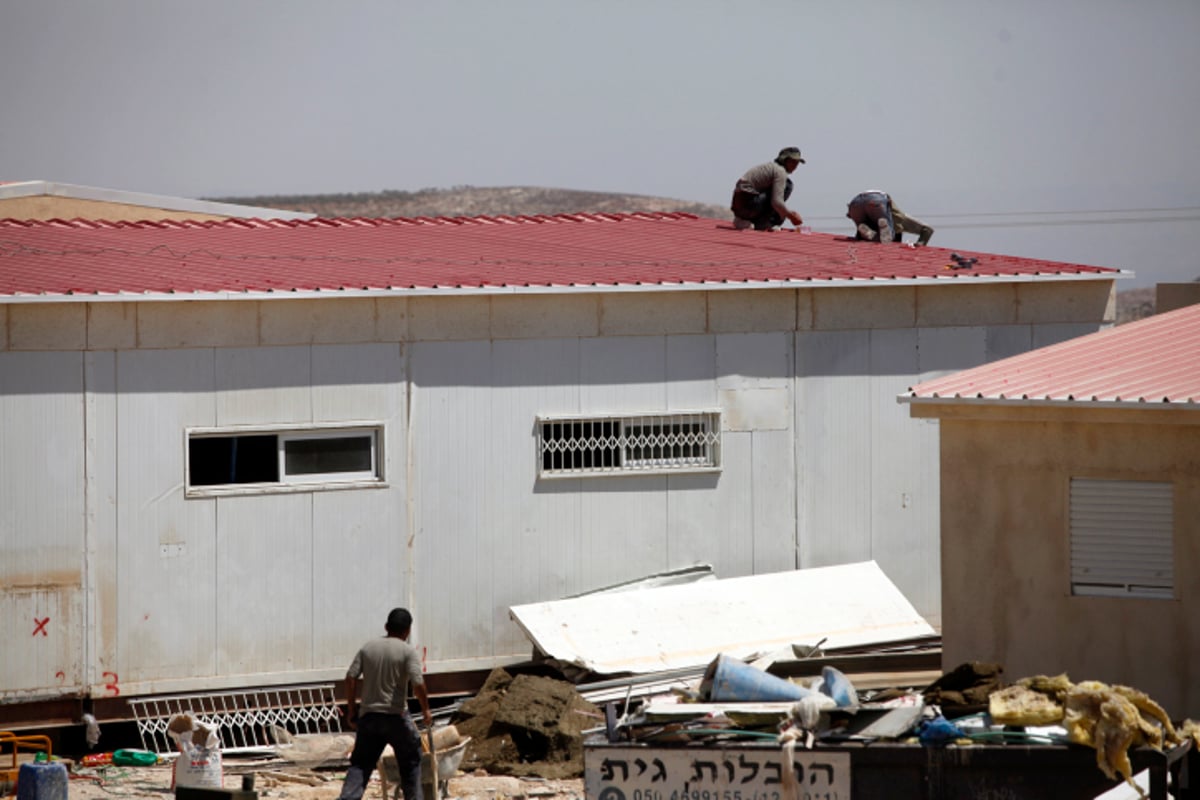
[0,213,1119,718]
[904,302,1200,717]
[0,180,314,223]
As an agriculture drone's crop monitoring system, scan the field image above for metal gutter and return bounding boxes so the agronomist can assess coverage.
[900,394,1198,410]
[0,270,1129,305]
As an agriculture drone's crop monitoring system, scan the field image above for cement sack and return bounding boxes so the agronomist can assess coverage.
[167,711,224,789]
[173,742,223,789]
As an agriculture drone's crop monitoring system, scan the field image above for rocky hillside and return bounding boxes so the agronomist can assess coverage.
[211,186,1173,324]
[208,185,729,220]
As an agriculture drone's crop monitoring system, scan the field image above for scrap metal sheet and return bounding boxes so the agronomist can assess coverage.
[509,561,934,674]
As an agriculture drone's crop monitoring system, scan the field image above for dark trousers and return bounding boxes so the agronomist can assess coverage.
[731,178,794,230]
[338,712,423,800]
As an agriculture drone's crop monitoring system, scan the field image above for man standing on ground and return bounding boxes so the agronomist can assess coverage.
[338,608,433,800]
[731,147,807,231]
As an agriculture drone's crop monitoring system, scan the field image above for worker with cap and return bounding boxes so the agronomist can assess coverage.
[731,147,806,231]
[847,191,934,246]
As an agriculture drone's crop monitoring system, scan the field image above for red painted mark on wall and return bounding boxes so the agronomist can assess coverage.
[55,671,66,683]
[421,646,428,673]
[102,672,120,697]
[32,617,49,636]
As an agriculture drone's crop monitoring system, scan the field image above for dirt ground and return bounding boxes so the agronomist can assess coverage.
[63,761,583,800]
[56,667,595,800]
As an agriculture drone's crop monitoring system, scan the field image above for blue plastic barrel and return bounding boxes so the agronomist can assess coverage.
[17,762,68,800]
[704,654,814,702]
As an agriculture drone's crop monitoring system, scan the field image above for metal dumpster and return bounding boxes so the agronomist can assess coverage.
[584,739,1194,800]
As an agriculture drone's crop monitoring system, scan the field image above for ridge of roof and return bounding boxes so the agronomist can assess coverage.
[906,302,1200,407]
[0,211,694,229]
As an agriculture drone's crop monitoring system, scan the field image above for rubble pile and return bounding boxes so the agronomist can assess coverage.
[989,674,1185,793]
[453,669,600,779]
[602,653,1200,799]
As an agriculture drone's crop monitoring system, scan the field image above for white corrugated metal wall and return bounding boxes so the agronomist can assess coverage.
[0,351,87,700]
[0,301,1108,700]
[408,332,799,668]
[78,344,407,699]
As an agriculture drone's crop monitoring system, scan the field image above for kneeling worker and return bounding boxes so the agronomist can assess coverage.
[847,191,934,246]
[731,147,806,231]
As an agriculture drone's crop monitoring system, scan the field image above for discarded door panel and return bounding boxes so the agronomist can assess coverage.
[511,562,934,674]
[585,743,850,800]
[572,565,716,597]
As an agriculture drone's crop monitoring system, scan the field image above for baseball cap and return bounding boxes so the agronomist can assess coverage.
[777,146,806,164]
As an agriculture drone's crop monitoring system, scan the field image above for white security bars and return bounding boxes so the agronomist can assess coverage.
[537,412,721,478]
[129,684,341,756]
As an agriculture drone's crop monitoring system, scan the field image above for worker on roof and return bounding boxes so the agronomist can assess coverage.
[847,191,934,246]
[731,147,806,231]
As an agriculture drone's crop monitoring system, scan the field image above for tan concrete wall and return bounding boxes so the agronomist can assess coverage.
[1157,283,1200,314]
[0,196,228,222]
[8,303,87,350]
[937,412,1200,717]
[1016,279,1116,324]
[0,279,1116,349]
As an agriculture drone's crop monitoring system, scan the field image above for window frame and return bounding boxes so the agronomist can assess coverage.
[185,422,385,497]
[536,411,722,479]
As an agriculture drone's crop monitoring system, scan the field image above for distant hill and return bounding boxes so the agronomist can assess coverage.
[207,185,730,220]
[211,186,1179,325]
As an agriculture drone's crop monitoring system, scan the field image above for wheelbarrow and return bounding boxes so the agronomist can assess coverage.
[379,737,471,800]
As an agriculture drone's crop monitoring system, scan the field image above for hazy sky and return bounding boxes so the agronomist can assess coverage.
[3,1,1198,287]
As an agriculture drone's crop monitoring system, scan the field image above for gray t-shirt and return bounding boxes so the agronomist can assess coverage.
[735,161,791,217]
[347,637,424,716]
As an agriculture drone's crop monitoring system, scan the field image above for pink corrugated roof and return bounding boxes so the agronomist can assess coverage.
[0,213,1118,299]
[908,302,1200,407]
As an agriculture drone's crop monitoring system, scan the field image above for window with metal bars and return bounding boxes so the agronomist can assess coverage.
[1069,478,1175,599]
[537,412,721,478]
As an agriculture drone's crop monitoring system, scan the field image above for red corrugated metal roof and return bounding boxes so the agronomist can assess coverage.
[0,213,1118,299]
[908,302,1200,407]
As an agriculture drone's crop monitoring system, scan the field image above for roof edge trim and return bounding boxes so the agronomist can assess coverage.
[899,394,1198,410]
[0,270,1125,304]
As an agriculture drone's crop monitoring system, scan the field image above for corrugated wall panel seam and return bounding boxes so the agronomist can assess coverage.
[83,351,94,694]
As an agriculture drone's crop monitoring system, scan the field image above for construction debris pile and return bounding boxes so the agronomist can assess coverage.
[452,668,600,779]
[987,674,1194,792]
[601,654,1200,799]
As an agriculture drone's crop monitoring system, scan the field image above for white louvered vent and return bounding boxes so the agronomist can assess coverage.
[538,412,721,478]
[1070,478,1174,599]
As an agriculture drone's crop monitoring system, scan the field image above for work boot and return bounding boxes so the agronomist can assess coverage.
[733,217,753,230]
[856,223,876,241]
